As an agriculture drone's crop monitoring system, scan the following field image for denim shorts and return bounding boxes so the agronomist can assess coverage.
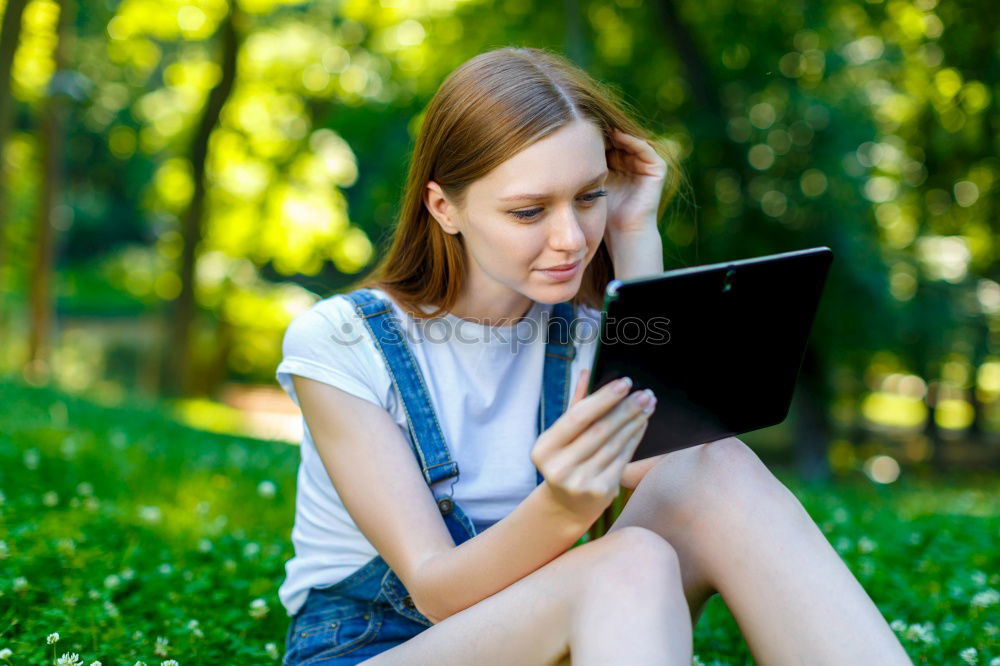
[283,518,498,665]
[282,586,428,665]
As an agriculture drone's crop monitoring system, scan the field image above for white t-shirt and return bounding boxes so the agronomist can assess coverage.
[274,287,600,616]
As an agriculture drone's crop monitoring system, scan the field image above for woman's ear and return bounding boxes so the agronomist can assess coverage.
[424,180,461,235]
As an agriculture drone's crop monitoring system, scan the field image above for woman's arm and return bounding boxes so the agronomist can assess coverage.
[291,375,601,625]
[292,368,645,622]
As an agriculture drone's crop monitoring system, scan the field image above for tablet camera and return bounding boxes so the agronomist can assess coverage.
[722,267,736,293]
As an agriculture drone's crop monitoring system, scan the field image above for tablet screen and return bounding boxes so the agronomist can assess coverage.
[585,246,833,461]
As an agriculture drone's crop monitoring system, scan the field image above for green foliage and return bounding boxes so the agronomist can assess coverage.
[0,379,297,664]
[0,379,996,664]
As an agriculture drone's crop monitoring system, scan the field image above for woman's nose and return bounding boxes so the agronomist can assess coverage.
[548,208,586,252]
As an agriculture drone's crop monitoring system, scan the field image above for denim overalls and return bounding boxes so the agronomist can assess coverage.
[282,288,578,665]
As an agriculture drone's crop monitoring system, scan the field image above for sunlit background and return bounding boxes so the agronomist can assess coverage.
[0,1,998,663]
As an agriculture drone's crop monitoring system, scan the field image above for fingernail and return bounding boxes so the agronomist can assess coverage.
[616,376,632,393]
[642,389,656,414]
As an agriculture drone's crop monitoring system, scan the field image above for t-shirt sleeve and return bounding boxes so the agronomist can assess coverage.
[275,297,392,411]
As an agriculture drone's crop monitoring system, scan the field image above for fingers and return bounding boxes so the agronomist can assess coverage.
[563,388,655,464]
[579,410,647,474]
[540,376,633,450]
[607,128,666,176]
[595,417,651,487]
[568,368,590,408]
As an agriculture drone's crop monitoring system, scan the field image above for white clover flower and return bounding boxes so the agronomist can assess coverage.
[971,588,999,608]
[134,662,147,666]
[0,541,8,560]
[90,661,102,666]
[161,661,179,666]
[104,574,121,590]
[42,491,59,507]
[989,656,1000,666]
[889,619,906,632]
[187,620,204,639]
[139,506,162,523]
[158,563,172,575]
[857,536,877,553]
[121,568,136,581]
[249,598,269,619]
[196,539,212,552]
[243,542,260,557]
[904,622,937,644]
[0,489,6,505]
[56,653,82,666]
[0,647,12,658]
[84,497,100,512]
[23,449,39,470]
[154,636,169,657]
[103,601,119,618]
[972,571,988,586]
[76,482,94,496]
[47,632,60,644]
[691,655,705,666]
[12,577,26,592]
[960,647,978,665]
[265,642,279,659]
[257,480,277,499]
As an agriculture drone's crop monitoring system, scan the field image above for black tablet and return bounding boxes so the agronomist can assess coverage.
[584,246,834,461]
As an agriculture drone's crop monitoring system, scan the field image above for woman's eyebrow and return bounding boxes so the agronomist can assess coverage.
[498,169,609,201]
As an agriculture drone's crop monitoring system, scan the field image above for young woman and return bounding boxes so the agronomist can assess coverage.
[275,47,911,665]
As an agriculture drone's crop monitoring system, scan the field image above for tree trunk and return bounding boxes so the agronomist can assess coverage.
[160,4,241,397]
[25,0,72,383]
[792,346,832,483]
[0,0,29,338]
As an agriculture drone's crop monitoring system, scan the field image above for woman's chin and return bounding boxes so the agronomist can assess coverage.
[526,276,582,304]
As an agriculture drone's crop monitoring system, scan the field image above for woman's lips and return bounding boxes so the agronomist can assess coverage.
[537,260,581,281]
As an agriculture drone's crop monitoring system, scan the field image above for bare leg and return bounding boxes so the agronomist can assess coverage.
[607,437,912,666]
[362,525,692,665]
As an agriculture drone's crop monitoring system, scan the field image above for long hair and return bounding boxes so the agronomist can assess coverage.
[344,46,685,319]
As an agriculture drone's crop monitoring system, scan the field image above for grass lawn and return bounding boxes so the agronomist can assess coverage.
[0,379,997,665]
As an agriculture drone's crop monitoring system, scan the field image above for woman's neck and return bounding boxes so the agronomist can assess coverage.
[446,283,535,327]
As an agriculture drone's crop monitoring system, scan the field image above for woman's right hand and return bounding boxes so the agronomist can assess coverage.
[530,368,656,522]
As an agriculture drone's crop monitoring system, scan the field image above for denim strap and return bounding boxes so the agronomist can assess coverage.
[343,288,459,486]
[535,301,576,485]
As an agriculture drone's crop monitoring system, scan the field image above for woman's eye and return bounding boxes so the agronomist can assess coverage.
[581,189,608,203]
[509,190,607,222]
[511,208,542,220]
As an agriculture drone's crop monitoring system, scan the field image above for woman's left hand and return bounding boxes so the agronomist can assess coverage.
[603,129,668,278]
[604,129,667,238]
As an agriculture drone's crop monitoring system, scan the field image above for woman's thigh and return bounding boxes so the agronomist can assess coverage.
[355,525,676,666]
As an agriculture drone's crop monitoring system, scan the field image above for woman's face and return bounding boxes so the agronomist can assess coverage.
[425,119,609,313]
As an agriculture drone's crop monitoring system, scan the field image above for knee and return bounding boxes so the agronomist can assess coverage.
[649,436,806,526]
[594,526,682,587]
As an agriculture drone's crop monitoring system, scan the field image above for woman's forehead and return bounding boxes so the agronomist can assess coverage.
[475,122,608,197]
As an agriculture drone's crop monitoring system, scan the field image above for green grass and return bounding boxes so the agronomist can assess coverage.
[0,379,997,665]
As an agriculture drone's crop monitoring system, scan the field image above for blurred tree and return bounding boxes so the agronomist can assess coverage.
[0,0,28,334]
[25,0,73,381]
[160,2,242,397]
